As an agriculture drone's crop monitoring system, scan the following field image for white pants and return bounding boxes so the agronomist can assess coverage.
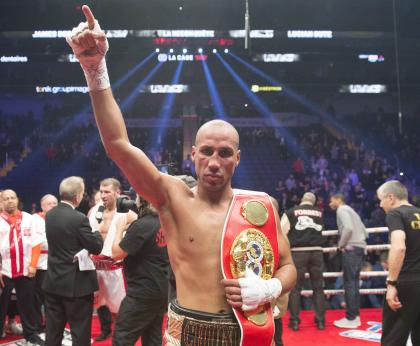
[94,268,126,314]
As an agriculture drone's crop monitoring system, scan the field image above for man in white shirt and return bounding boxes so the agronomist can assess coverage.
[0,189,44,345]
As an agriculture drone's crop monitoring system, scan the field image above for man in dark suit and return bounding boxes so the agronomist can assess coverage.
[43,176,103,346]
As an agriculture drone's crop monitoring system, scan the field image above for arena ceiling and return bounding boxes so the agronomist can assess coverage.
[0,0,419,34]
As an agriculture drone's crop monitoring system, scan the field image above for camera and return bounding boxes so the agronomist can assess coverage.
[116,187,138,213]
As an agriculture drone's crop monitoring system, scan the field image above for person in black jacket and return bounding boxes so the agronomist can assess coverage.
[281,192,326,331]
[111,196,169,346]
[42,176,103,346]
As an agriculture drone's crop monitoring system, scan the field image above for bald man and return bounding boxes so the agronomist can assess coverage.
[281,192,326,331]
[32,194,58,333]
[67,7,296,345]
[0,190,44,345]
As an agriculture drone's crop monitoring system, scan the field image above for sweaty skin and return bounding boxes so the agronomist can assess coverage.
[71,5,296,313]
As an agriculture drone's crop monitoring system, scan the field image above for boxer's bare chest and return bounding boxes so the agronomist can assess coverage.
[98,209,116,239]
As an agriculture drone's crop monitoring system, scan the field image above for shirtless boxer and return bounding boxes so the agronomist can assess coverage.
[67,6,296,345]
[88,178,136,341]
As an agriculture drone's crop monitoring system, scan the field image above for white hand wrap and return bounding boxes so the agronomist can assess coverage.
[66,20,110,91]
[238,268,282,312]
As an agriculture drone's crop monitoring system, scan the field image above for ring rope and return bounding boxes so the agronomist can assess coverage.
[322,227,388,237]
[304,271,388,279]
[321,244,390,253]
[301,288,387,297]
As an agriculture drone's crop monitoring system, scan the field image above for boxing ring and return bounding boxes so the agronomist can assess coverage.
[281,226,412,345]
[299,227,389,297]
[0,227,393,346]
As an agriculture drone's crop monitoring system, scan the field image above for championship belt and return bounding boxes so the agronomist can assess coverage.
[91,254,123,271]
[221,190,279,346]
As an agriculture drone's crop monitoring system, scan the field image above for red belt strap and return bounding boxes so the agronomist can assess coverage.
[221,191,279,346]
[91,255,123,271]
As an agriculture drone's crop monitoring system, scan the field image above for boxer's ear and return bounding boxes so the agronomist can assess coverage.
[191,146,196,161]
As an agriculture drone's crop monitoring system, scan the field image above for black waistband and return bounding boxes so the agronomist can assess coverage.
[170,300,236,322]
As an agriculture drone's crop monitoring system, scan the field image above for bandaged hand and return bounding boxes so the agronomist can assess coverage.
[272,305,281,318]
[238,268,282,311]
[66,5,110,91]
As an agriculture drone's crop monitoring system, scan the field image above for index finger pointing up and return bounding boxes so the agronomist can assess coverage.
[82,5,95,30]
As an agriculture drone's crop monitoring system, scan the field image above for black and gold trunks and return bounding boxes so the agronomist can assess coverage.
[164,300,241,346]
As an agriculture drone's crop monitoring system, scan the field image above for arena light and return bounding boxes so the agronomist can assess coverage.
[229,30,274,38]
[198,48,203,54]
[224,49,229,54]
[358,54,385,63]
[251,85,283,93]
[201,58,227,119]
[287,30,333,39]
[169,48,174,53]
[257,53,300,63]
[112,52,157,90]
[216,53,298,153]
[120,62,164,111]
[228,52,343,159]
[155,48,160,53]
[150,61,185,151]
[1,56,28,62]
[182,48,188,54]
[145,84,189,94]
[212,49,217,54]
[10,54,157,186]
[339,84,387,94]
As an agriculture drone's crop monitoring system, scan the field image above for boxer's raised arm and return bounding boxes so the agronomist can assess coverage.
[67,5,169,209]
[89,89,169,209]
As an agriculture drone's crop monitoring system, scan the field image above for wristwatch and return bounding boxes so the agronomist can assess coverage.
[386,278,397,286]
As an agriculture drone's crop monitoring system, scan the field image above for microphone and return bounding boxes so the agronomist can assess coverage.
[95,205,105,224]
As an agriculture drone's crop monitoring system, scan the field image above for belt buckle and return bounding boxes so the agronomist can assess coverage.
[244,307,268,326]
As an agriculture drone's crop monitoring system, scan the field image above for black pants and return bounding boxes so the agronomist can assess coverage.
[273,318,283,346]
[289,251,325,323]
[7,299,19,319]
[44,292,94,346]
[97,305,112,334]
[113,295,167,346]
[0,276,37,340]
[381,281,420,346]
[34,269,46,332]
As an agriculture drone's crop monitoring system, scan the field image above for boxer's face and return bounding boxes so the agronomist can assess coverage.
[2,190,19,214]
[192,130,240,192]
[100,184,120,209]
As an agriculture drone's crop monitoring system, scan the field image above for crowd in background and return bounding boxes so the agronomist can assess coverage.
[2,100,420,328]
